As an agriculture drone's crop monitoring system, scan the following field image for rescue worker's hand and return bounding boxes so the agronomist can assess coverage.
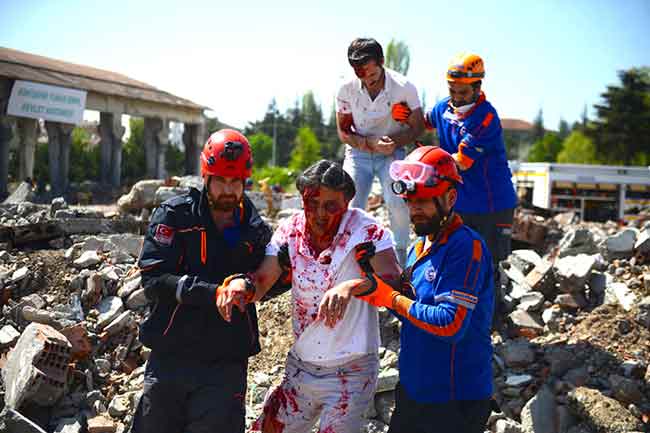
[391,102,411,123]
[317,280,361,327]
[451,152,469,171]
[374,136,397,156]
[356,273,400,309]
[215,274,255,322]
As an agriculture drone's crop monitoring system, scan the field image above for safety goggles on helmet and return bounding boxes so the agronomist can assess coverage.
[389,160,438,184]
[447,70,485,79]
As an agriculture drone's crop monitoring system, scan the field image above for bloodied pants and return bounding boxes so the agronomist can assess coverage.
[252,352,378,433]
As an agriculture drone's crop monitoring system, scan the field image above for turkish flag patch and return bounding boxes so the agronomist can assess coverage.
[154,224,175,246]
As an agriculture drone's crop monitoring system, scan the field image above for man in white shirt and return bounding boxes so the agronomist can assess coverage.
[217,160,401,433]
[337,37,424,265]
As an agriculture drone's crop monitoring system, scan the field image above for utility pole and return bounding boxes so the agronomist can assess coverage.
[272,111,277,166]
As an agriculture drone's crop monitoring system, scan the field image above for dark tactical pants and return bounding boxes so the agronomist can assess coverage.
[130,353,247,433]
[388,384,491,433]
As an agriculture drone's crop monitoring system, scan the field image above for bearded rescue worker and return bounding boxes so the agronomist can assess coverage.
[132,129,271,433]
[218,160,402,433]
[337,37,424,266]
[330,146,495,432]
[393,53,517,268]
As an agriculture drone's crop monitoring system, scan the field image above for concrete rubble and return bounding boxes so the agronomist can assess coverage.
[0,183,647,432]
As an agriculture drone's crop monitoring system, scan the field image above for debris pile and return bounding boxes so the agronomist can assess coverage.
[0,189,648,433]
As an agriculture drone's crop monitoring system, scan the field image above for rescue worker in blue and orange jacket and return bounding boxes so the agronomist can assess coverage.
[132,129,271,433]
[392,53,517,266]
[348,146,495,433]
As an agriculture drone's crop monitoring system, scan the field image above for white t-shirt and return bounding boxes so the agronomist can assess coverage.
[336,68,420,139]
[266,208,394,367]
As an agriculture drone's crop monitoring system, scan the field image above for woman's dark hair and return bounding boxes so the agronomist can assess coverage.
[347,38,384,67]
[296,160,356,201]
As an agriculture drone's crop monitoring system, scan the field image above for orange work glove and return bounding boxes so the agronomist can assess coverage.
[356,273,400,309]
[391,102,411,123]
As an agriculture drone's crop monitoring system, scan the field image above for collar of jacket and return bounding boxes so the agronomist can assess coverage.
[447,91,487,120]
[197,187,266,235]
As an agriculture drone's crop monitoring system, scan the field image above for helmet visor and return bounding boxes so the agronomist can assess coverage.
[389,160,438,184]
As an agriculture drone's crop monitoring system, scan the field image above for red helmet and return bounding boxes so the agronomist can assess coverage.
[390,146,463,199]
[200,129,253,179]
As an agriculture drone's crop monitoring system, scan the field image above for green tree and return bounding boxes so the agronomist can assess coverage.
[245,99,297,166]
[69,127,100,182]
[558,118,571,141]
[589,67,650,165]
[289,127,322,171]
[248,132,273,168]
[557,131,599,164]
[527,132,563,162]
[122,118,146,185]
[385,39,410,75]
[165,143,185,177]
[301,91,323,138]
[531,109,545,142]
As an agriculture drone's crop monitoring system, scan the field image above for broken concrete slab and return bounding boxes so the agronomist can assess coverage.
[0,324,20,349]
[117,179,167,213]
[558,228,599,258]
[500,339,535,367]
[567,387,643,432]
[553,254,599,293]
[0,407,47,433]
[126,288,147,310]
[87,414,117,433]
[117,274,141,299]
[508,310,545,336]
[518,292,545,312]
[107,234,143,257]
[96,296,124,330]
[103,311,134,337]
[509,250,543,275]
[634,227,650,253]
[73,250,101,269]
[520,386,557,433]
[375,368,399,393]
[54,416,83,433]
[2,323,72,408]
[605,282,637,311]
[554,293,587,310]
[603,228,638,257]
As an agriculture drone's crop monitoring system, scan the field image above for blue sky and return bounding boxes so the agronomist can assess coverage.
[1,0,649,130]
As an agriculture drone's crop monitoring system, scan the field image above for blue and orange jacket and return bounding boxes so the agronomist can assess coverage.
[395,215,494,403]
[426,93,517,214]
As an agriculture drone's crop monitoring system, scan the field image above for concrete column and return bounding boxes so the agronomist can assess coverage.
[0,79,12,199]
[0,117,12,199]
[183,123,203,175]
[45,121,73,198]
[99,112,125,187]
[143,117,168,179]
[15,117,38,182]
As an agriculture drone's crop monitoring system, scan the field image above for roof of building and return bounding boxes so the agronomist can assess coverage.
[501,118,534,131]
[0,47,206,111]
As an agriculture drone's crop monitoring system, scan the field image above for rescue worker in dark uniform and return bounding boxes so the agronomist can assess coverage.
[131,129,270,433]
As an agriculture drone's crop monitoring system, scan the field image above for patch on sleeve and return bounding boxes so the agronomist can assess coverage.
[154,224,175,246]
